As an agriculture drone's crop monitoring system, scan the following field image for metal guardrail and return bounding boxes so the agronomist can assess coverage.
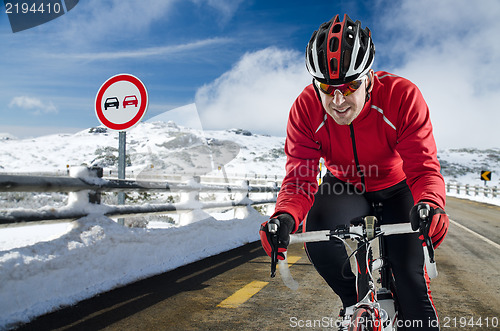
[4,169,495,225]
[0,174,279,194]
[0,167,280,225]
[446,182,498,198]
[0,199,279,224]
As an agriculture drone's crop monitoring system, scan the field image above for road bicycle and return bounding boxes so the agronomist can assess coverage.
[268,203,437,331]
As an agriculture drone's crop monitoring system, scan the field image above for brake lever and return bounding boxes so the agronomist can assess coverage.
[418,204,435,263]
[268,220,280,278]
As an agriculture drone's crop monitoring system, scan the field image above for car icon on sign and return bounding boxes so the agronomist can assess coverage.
[104,97,119,110]
[123,95,138,108]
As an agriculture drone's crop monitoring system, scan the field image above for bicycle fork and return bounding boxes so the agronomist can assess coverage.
[353,217,397,330]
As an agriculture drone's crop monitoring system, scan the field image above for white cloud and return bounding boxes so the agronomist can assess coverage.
[191,0,245,25]
[376,0,500,148]
[195,47,310,137]
[9,96,58,115]
[51,38,231,61]
[193,1,500,148]
[55,0,243,45]
[57,0,177,43]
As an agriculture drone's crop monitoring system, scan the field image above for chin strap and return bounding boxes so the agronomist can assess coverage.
[365,74,372,102]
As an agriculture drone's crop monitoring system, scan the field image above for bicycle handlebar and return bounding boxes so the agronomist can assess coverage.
[288,223,416,245]
[278,221,437,290]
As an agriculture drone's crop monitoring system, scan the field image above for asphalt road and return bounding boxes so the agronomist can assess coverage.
[431,197,500,329]
[15,197,500,330]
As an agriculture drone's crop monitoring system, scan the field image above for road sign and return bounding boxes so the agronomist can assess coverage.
[481,171,492,181]
[95,74,148,131]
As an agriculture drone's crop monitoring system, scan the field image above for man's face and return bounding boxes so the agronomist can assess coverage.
[316,70,374,125]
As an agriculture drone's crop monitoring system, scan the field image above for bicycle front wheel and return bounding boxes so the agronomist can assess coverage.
[349,306,382,331]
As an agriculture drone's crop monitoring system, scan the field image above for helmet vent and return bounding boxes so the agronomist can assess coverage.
[345,32,354,47]
[359,32,368,48]
[329,37,339,52]
[343,49,352,73]
[355,50,364,70]
[318,50,327,74]
[332,23,341,34]
[317,33,326,49]
[307,48,316,72]
[330,58,338,74]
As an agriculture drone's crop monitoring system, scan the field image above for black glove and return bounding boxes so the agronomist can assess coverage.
[409,201,449,248]
[259,213,295,260]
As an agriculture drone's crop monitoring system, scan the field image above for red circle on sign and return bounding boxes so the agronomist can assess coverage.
[95,74,148,131]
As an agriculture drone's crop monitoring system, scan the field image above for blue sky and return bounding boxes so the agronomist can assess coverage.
[1,0,499,148]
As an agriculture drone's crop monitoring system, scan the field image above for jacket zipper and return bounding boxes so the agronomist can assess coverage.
[349,124,366,188]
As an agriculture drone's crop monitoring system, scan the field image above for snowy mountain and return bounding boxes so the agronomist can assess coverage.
[438,148,500,186]
[0,121,286,178]
[0,120,498,188]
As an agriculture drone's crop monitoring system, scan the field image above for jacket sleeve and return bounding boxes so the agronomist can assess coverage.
[395,81,446,209]
[272,89,322,233]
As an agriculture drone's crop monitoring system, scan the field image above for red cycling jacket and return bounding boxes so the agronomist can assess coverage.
[273,71,445,233]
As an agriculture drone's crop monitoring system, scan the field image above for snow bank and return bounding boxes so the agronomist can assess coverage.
[0,209,267,329]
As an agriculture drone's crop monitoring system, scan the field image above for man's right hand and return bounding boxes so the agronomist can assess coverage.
[259,213,295,260]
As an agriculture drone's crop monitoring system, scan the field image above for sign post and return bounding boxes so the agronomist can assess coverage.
[95,74,148,223]
[118,132,126,206]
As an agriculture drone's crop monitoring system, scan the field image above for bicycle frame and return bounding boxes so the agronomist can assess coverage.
[278,219,437,330]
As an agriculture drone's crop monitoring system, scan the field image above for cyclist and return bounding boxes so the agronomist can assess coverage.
[260,14,449,330]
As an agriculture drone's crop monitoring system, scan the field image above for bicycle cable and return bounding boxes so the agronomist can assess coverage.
[338,232,383,280]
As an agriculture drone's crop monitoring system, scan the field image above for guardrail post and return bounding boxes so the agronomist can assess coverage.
[475,185,479,196]
[180,175,201,203]
[264,181,279,215]
[272,181,278,199]
[493,186,498,198]
[456,184,460,195]
[178,176,211,226]
[446,183,450,193]
[234,180,252,219]
[67,166,103,206]
[88,166,103,204]
[465,184,470,195]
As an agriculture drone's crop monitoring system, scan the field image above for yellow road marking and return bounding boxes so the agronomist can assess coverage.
[283,255,301,265]
[217,281,269,308]
[217,256,302,308]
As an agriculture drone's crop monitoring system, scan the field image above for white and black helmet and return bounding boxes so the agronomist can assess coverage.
[306,14,375,85]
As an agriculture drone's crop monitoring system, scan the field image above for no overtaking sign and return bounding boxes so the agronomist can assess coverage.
[95,74,148,131]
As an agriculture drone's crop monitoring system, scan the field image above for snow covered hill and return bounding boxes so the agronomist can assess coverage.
[438,148,500,186]
[1,120,498,187]
[0,121,286,177]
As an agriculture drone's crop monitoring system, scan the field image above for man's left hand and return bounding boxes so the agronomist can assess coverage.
[410,202,449,248]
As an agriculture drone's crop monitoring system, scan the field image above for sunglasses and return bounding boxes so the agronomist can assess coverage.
[316,76,366,97]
